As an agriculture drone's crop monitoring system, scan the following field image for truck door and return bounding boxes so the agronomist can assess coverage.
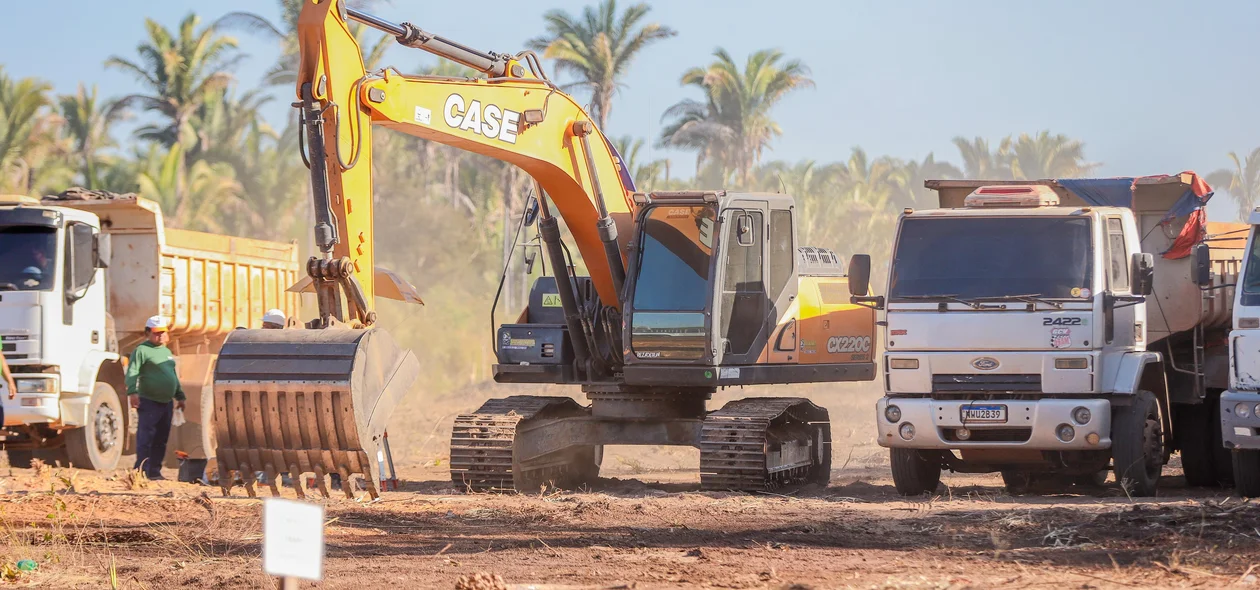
[60,221,104,394]
[717,204,770,365]
[1104,216,1137,349]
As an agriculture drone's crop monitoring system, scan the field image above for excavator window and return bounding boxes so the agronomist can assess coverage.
[768,210,794,302]
[631,206,713,312]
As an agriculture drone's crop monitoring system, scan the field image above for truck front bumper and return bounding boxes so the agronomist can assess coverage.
[2,393,61,426]
[1221,390,1260,449]
[876,397,1112,450]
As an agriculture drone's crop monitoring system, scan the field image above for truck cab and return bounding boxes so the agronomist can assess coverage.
[1222,208,1260,496]
[854,177,1239,496]
[0,196,121,468]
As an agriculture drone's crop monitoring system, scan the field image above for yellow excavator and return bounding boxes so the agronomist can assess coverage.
[212,0,878,497]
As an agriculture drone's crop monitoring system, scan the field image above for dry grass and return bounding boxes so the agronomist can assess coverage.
[121,469,148,491]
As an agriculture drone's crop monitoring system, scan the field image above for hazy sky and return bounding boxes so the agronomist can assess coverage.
[3,0,1257,219]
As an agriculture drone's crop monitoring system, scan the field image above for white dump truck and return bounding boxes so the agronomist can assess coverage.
[847,175,1243,496]
[0,191,300,475]
[1220,208,1260,497]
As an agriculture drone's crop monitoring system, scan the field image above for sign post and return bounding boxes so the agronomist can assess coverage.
[263,498,325,588]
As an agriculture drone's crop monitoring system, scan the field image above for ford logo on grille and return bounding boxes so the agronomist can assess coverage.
[972,357,1000,371]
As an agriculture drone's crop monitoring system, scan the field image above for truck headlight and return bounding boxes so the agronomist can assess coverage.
[889,358,919,370]
[15,378,56,394]
[884,405,902,422]
[899,422,916,440]
[1237,403,1253,418]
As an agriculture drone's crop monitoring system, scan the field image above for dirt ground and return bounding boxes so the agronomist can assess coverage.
[1,383,1259,589]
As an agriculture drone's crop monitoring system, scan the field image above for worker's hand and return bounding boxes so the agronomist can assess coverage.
[175,400,185,412]
[6,380,14,400]
[128,394,140,409]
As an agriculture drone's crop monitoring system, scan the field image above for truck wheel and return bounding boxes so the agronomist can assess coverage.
[1233,450,1260,498]
[1112,390,1163,497]
[890,448,941,496]
[1002,471,1078,494]
[64,382,124,470]
[6,448,69,469]
[1176,401,1216,486]
[1000,470,1034,494]
[1074,469,1109,488]
[1177,394,1232,487]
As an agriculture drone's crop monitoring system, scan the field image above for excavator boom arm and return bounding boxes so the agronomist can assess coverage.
[296,1,635,309]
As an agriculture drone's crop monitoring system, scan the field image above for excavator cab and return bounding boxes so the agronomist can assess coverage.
[495,191,876,389]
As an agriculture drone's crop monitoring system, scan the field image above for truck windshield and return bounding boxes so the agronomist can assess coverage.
[0,226,57,291]
[632,205,714,311]
[1243,228,1260,297]
[889,216,1093,300]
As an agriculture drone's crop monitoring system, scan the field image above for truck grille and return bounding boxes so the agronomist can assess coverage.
[932,374,1041,394]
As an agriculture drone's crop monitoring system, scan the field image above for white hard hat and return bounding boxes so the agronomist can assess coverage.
[262,309,287,326]
[145,315,168,332]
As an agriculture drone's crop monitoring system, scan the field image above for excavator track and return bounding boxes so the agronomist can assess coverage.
[450,396,598,492]
[700,397,831,491]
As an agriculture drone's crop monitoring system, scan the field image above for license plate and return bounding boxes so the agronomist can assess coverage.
[960,404,1007,423]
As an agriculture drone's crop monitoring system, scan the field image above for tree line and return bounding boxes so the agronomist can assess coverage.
[1,0,1257,390]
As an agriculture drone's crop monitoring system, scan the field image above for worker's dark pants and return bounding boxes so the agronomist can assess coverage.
[133,398,173,477]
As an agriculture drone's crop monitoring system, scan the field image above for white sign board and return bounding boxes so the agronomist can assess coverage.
[263,498,325,581]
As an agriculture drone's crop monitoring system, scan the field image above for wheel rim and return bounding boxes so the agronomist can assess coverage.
[93,403,120,453]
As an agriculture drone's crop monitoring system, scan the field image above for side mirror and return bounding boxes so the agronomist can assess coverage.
[522,195,540,227]
[848,254,872,297]
[94,233,111,269]
[1132,252,1155,296]
[1191,243,1211,286]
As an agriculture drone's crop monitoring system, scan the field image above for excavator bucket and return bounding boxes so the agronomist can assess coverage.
[211,328,419,499]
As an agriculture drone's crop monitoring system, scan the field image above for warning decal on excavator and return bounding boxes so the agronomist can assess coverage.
[444,94,521,144]
[541,294,563,307]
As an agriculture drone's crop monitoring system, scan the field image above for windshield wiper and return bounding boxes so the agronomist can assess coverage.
[893,294,981,309]
[970,294,1064,309]
[0,283,17,292]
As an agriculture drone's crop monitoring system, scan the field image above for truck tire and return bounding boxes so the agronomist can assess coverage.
[1112,390,1163,497]
[64,382,125,470]
[1233,450,1260,498]
[1176,393,1232,487]
[6,448,70,469]
[890,448,941,496]
[1000,470,1035,494]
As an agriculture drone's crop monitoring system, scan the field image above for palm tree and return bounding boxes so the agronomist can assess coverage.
[527,0,675,129]
[106,14,240,201]
[1004,131,1097,180]
[659,48,813,187]
[951,136,1011,179]
[135,143,241,232]
[893,153,962,209]
[1208,148,1260,221]
[58,84,125,188]
[0,68,71,195]
[611,135,667,191]
[217,0,391,86]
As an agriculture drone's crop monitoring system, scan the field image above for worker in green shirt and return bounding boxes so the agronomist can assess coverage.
[126,315,185,480]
